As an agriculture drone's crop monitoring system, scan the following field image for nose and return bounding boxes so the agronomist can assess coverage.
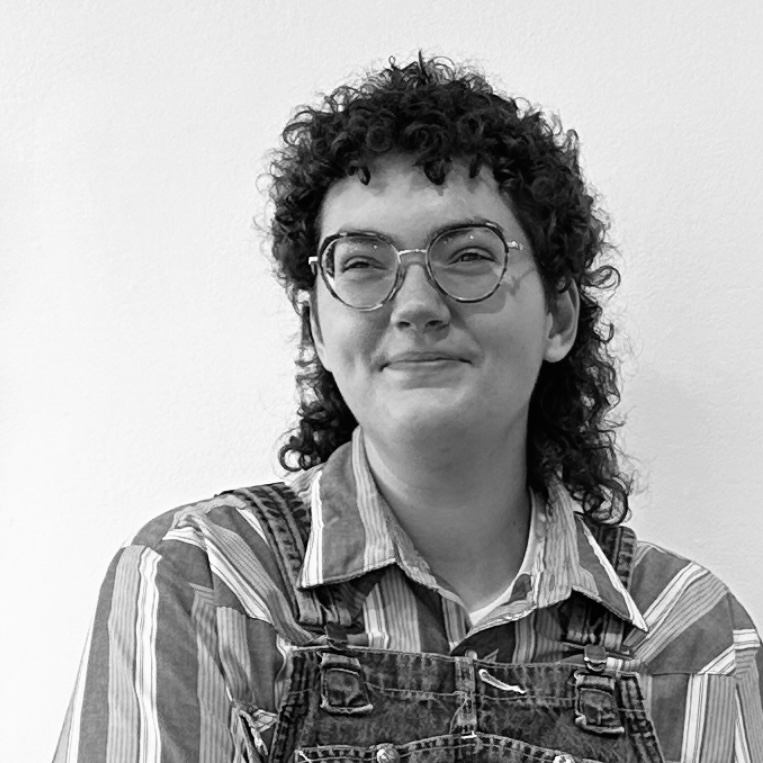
[389,253,450,331]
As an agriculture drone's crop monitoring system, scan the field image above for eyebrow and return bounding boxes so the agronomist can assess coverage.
[320,217,502,248]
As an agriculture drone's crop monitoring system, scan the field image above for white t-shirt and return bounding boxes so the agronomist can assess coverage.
[467,491,540,625]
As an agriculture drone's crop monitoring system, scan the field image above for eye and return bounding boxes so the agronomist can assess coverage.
[453,248,495,262]
[444,247,501,266]
[338,255,387,272]
[432,226,507,269]
[332,237,393,275]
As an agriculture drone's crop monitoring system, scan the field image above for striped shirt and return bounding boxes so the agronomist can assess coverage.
[54,428,763,762]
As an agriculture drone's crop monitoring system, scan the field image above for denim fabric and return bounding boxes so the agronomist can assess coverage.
[268,647,664,763]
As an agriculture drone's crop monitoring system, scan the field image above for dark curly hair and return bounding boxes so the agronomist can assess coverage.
[268,55,631,523]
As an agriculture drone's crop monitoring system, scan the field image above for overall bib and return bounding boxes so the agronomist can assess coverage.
[237,484,665,763]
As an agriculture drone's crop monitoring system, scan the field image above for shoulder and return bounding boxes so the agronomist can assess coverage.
[630,536,755,628]
[105,482,311,622]
[621,535,763,758]
[625,535,761,674]
[127,481,307,552]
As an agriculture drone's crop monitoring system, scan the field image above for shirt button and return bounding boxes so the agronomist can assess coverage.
[376,744,399,763]
[553,755,575,763]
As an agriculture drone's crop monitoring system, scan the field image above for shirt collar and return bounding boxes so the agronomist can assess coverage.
[533,480,647,631]
[294,427,646,632]
[297,428,398,588]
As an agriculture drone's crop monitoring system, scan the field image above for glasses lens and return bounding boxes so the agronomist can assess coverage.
[323,236,397,308]
[429,226,507,300]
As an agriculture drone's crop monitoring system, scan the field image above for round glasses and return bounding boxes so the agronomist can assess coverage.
[309,222,523,311]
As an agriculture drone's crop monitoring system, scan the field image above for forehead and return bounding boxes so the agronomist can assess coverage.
[318,155,524,247]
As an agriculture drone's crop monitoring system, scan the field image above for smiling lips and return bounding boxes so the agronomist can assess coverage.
[382,351,467,368]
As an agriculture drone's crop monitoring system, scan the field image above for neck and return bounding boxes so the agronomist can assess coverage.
[362,423,531,611]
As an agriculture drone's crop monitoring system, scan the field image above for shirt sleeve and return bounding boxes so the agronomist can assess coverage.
[52,541,240,763]
[731,595,763,762]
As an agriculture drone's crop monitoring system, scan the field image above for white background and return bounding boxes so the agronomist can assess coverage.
[2,1,762,759]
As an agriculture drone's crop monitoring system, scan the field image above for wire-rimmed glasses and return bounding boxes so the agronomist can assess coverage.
[309,222,523,311]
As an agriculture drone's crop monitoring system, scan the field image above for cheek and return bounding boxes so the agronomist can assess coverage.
[479,311,551,380]
[314,294,384,376]
[312,286,348,370]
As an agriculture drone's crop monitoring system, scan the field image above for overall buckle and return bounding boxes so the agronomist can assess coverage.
[319,652,374,715]
[573,645,625,736]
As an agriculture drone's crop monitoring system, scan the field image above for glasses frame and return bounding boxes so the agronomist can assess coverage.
[308,221,524,312]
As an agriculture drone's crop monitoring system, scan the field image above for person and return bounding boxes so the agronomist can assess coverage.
[54,56,763,763]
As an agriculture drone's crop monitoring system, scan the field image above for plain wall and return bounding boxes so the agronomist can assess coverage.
[2,1,762,758]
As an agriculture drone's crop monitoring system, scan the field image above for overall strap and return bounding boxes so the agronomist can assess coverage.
[561,520,642,737]
[586,518,637,592]
[563,519,638,657]
[229,482,363,636]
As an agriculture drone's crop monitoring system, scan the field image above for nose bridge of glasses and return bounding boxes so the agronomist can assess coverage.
[394,246,440,291]
[388,246,451,316]
[397,246,429,263]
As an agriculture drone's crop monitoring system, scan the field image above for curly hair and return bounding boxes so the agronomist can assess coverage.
[268,55,631,523]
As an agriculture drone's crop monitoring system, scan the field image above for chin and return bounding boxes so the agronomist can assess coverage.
[381,394,473,439]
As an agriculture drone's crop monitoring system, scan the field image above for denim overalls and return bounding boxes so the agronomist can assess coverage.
[239,484,665,763]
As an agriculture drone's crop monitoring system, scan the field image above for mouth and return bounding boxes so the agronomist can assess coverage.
[382,352,467,369]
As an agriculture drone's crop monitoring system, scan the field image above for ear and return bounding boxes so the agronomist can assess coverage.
[308,292,332,372]
[543,280,580,363]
